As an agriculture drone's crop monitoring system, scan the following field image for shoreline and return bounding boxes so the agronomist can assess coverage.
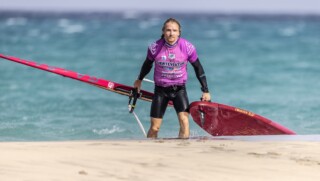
[0,139,319,180]
[2,134,320,143]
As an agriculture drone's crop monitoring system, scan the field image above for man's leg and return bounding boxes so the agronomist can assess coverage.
[147,117,163,138]
[178,112,189,138]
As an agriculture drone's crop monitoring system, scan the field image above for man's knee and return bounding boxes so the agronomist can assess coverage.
[150,125,160,132]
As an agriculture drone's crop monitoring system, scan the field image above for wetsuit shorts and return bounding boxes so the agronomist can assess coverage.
[150,85,189,118]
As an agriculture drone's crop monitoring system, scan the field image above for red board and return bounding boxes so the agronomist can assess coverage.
[189,101,295,136]
[0,54,154,102]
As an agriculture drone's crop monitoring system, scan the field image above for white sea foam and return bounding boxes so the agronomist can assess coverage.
[279,27,297,36]
[58,19,85,34]
[139,18,160,29]
[92,125,125,135]
[122,11,140,19]
[204,30,220,38]
[5,17,27,26]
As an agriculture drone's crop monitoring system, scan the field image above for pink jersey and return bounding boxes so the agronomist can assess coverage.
[147,38,198,87]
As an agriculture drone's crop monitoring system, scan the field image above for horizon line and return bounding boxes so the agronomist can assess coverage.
[1,8,320,16]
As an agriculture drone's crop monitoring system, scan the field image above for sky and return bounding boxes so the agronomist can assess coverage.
[0,0,320,14]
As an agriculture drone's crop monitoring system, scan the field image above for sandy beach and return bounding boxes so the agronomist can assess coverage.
[0,139,319,181]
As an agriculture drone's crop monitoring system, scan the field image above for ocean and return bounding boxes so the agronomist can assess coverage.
[0,11,319,141]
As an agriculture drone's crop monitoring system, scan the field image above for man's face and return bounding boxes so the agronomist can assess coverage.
[163,22,180,45]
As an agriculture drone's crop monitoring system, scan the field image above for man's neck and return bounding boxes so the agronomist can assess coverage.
[164,38,179,48]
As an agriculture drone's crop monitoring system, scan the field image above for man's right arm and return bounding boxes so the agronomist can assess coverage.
[134,58,153,92]
[137,58,153,80]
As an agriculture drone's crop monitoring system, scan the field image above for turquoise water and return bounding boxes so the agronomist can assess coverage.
[1,12,320,141]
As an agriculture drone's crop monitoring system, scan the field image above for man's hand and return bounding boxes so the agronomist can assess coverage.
[133,79,142,93]
[201,92,211,102]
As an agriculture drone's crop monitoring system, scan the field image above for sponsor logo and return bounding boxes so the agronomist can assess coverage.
[168,53,175,60]
[149,42,158,55]
[161,72,183,79]
[108,82,115,89]
[161,55,166,60]
[77,73,85,79]
[235,108,255,117]
[88,76,99,83]
[157,61,185,67]
[185,41,195,56]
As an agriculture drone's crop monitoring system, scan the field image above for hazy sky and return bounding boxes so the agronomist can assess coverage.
[1,0,320,14]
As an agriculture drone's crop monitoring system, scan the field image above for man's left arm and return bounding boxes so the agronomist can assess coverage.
[191,59,211,101]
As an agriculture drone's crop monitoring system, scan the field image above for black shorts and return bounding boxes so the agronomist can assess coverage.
[150,85,189,119]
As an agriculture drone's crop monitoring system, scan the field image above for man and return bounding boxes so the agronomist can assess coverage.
[134,18,211,138]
